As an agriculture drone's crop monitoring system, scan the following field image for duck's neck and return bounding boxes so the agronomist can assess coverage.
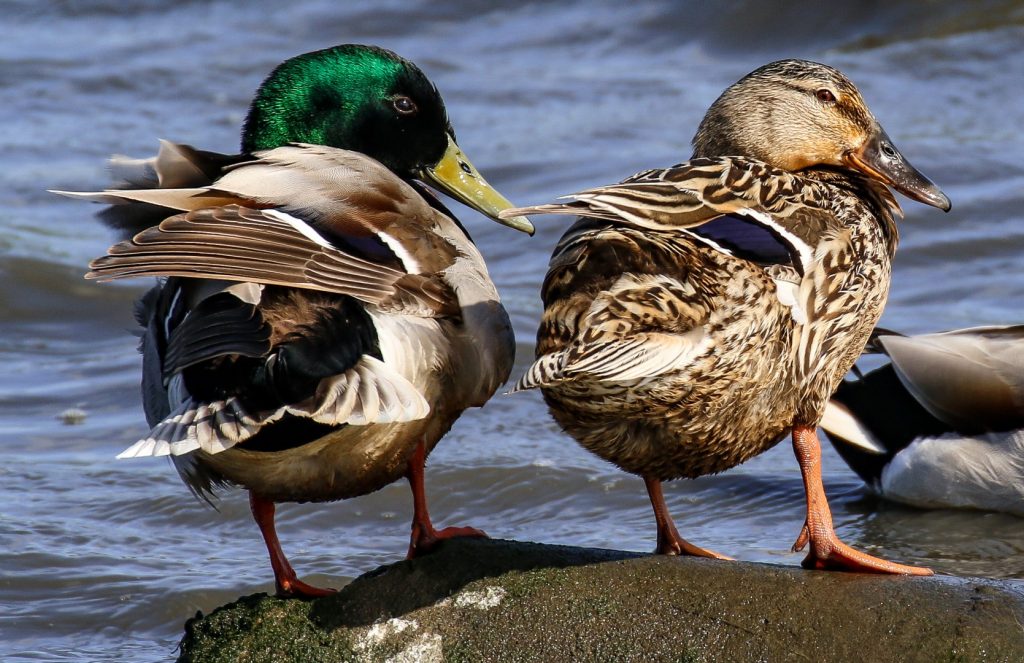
[804,167,901,257]
[690,105,800,169]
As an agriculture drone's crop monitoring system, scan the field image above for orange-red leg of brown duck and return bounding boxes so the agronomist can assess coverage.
[644,475,731,559]
[406,439,486,559]
[249,492,336,598]
[790,425,932,575]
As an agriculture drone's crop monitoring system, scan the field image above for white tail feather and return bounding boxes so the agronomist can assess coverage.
[117,398,270,459]
[117,355,429,459]
[297,356,429,425]
[820,401,885,454]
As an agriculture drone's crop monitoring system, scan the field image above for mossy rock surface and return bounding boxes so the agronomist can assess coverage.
[178,538,1024,663]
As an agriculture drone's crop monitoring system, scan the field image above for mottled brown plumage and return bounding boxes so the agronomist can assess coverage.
[506,60,950,573]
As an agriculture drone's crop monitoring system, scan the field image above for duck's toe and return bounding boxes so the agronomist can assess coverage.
[800,533,933,576]
[275,577,338,599]
[407,524,488,559]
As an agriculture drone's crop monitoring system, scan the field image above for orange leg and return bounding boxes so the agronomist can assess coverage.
[644,476,731,559]
[406,439,487,559]
[790,425,932,575]
[249,492,336,598]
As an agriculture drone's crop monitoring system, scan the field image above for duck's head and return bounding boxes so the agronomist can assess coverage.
[241,44,533,233]
[692,59,950,211]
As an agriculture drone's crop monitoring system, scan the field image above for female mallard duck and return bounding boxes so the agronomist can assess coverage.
[61,44,534,597]
[504,59,949,574]
[822,326,1024,516]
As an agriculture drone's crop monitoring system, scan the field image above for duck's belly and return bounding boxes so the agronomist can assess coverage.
[185,411,462,503]
[544,284,798,480]
[544,365,794,480]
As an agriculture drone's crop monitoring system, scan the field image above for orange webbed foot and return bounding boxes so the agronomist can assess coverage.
[276,577,338,599]
[656,534,733,560]
[794,528,932,575]
[408,524,488,559]
[790,426,933,576]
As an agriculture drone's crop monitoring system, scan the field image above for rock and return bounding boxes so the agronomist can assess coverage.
[177,538,1024,663]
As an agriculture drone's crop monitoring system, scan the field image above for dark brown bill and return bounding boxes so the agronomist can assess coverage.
[844,127,951,212]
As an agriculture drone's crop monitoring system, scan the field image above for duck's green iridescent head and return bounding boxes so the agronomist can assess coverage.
[242,45,533,234]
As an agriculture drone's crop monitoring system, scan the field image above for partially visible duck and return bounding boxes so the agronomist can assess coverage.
[822,326,1024,516]
[60,45,533,597]
[504,59,949,574]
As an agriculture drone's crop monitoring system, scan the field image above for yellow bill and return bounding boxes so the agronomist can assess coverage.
[420,135,535,235]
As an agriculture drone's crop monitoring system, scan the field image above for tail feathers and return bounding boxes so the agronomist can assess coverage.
[508,353,567,393]
[116,397,277,459]
[118,356,432,460]
[55,140,245,238]
[109,139,220,190]
[52,140,218,205]
[288,356,430,425]
[819,400,886,454]
[107,153,159,189]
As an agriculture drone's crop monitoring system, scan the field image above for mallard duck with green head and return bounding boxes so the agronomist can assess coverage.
[505,60,949,574]
[61,45,533,597]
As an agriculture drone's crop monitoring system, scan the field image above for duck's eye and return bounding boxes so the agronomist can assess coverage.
[815,89,837,104]
[392,96,418,115]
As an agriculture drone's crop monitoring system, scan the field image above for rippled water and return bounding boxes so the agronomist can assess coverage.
[4,1,1024,660]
